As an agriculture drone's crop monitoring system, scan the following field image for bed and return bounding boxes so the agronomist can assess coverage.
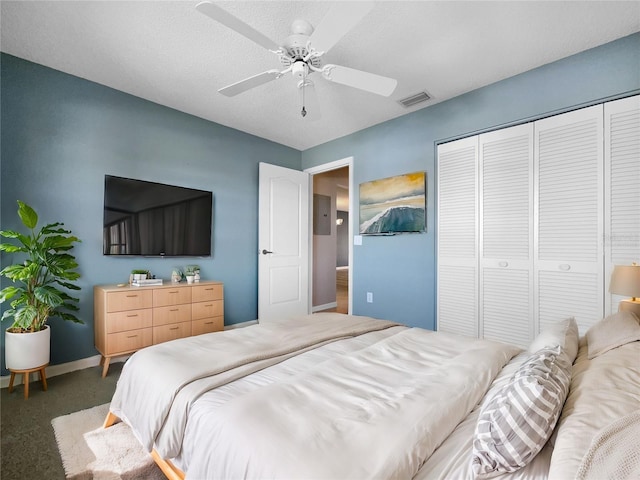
[104,311,640,480]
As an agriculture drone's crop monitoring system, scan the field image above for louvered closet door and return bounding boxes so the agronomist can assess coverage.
[604,95,640,315]
[480,124,534,347]
[535,105,604,334]
[437,136,478,337]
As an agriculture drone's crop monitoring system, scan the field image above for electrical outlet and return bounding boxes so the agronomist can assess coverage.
[366,292,373,303]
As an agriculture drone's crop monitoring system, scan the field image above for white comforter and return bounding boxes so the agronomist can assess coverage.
[111,314,520,479]
[110,314,399,458]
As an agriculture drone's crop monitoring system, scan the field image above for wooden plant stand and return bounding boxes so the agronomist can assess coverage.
[8,363,48,400]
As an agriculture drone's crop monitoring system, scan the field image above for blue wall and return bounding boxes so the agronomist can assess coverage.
[302,33,640,331]
[2,33,639,372]
[0,53,301,372]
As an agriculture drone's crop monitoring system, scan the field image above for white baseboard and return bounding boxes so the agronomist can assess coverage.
[1,354,126,389]
[312,302,337,312]
[225,320,258,329]
[1,320,258,389]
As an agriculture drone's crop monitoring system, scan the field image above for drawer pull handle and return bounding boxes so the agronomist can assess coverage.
[169,291,178,294]
[170,327,179,330]
[127,335,138,339]
[170,309,179,312]
[126,295,138,298]
[205,322,213,325]
[559,264,571,271]
[205,288,214,291]
[126,314,138,318]
[204,304,213,307]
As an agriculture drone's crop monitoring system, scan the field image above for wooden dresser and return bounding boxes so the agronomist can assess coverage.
[94,280,224,377]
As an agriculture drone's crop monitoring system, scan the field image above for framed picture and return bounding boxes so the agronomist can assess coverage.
[359,171,426,234]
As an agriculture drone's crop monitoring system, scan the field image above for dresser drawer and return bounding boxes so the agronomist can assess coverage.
[192,300,223,320]
[106,290,153,312]
[153,304,191,326]
[153,322,191,344]
[106,309,153,333]
[153,287,192,307]
[106,328,152,355]
[192,284,223,303]
[192,316,223,336]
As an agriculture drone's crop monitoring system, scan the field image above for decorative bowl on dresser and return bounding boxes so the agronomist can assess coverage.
[94,280,224,377]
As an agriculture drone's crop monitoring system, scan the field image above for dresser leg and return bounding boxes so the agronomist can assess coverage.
[101,356,111,378]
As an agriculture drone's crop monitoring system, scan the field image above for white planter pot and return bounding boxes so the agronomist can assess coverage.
[5,325,51,370]
[186,275,195,284]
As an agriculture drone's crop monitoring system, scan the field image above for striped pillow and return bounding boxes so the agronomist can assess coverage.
[471,346,572,478]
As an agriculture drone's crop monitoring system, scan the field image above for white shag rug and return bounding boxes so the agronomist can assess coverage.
[51,403,165,480]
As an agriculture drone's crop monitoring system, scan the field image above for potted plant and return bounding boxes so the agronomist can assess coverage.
[187,265,200,282]
[184,266,196,284]
[0,201,82,371]
[130,269,149,284]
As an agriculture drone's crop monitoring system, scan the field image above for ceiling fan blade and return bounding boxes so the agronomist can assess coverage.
[218,70,282,97]
[322,65,397,97]
[196,1,280,51]
[309,1,375,54]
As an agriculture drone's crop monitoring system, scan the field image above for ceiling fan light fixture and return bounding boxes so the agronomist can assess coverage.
[291,61,309,79]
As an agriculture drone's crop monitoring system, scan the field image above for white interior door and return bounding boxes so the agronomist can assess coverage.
[258,162,310,322]
[534,105,604,334]
[437,136,479,337]
[479,123,534,347]
[604,95,640,315]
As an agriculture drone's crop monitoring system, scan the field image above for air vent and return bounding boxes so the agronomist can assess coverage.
[398,91,431,108]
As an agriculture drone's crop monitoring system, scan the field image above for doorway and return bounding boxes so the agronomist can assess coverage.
[305,157,354,315]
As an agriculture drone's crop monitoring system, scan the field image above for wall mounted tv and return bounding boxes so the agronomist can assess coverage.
[103,175,213,257]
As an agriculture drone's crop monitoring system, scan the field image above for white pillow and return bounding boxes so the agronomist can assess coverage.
[529,317,579,364]
[586,311,640,360]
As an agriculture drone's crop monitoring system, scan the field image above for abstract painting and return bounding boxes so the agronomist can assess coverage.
[359,171,426,234]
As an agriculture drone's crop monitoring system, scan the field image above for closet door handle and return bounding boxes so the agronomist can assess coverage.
[559,264,571,271]
[498,261,508,268]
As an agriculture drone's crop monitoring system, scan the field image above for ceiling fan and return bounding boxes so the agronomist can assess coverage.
[195,1,397,116]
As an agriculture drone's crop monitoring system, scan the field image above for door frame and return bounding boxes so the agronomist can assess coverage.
[304,156,354,315]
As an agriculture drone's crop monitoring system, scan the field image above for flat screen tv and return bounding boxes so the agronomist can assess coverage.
[103,175,212,256]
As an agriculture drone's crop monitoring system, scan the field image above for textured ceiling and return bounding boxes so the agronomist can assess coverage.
[2,1,639,150]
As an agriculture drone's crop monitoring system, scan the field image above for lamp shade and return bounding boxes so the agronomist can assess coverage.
[609,265,640,297]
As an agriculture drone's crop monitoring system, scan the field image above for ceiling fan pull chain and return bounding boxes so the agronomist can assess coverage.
[301,71,307,117]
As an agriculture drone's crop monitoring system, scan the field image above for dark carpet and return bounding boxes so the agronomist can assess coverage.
[1,362,123,480]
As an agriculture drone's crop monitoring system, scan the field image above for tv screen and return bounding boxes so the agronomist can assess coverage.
[103,175,212,256]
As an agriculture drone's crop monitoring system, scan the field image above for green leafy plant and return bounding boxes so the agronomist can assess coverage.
[185,265,199,276]
[0,201,82,333]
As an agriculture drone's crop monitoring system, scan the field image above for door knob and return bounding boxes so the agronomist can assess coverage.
[262,249,273,255]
